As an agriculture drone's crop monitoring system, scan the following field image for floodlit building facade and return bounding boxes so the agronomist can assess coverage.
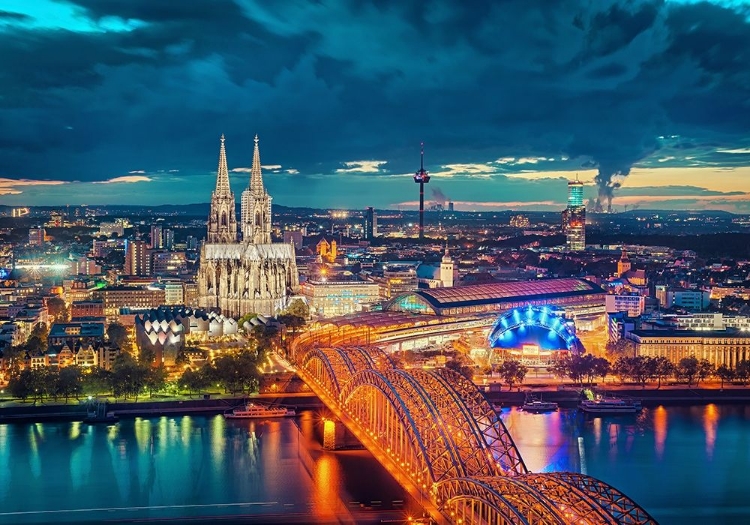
[301,278,380,318]
[197,135,298,317]
[629,329,750,368]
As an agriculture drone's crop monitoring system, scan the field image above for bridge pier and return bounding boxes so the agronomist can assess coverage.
[322,417,361,450]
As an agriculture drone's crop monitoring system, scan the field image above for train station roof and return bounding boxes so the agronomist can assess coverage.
[385,278,605,315]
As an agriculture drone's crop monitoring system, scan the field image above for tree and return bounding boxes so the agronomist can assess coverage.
[110,353,149,400]
[55,366,83,402]
[652,357,675,389]
[613,356,652,387]
[30,323,49,341]
[592,356,611,382]
[550,354,600,385]
[277,313,306,343]
[696,359,715,385]
[444,358,475,381]
[82,368,112,396]
[7,369,34,400]
[179,368,210,397]
[716,364,734,389]
[145,365,167,398]
[736,360,750,385]
[284,299,309,319]
[678,356,699,386]
[605,338,636,358]
[107,322,128,349]
[46,297,69,323]
[27,323,49,354]
[26,336,46,355]
[2,345,25,375]
[250,324,278,356]
[139,347,156,365]
[497,360,528,390]
[212,351,261,394]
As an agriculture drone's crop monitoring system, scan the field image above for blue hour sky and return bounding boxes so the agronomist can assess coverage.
[1,0,750,212]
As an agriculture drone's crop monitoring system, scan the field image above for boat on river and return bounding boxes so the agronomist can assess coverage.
[579,396,642,414]
[224,403,296,419]
[521,395,558,412]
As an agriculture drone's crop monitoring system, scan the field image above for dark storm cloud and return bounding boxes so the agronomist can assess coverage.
[0,0,749,208]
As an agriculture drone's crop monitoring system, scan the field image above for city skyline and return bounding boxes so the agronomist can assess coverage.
[1,0,750,212]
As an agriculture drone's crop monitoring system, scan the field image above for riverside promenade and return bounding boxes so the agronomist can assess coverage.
[0,391,324,423]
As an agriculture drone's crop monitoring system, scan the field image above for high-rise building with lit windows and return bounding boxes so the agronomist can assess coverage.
[364,207,377,240]
[562,177,585,251]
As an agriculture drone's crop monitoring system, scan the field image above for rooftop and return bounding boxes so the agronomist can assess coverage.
[400,278,604,309]
[49,322,105,338]
[631,328,750,339]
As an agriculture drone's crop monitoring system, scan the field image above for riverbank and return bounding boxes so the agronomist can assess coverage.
[487,385,750,407]
[0,392,324,423]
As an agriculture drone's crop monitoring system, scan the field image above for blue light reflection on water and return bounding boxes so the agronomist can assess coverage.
[2,405,750,524]
[0,411,416,524]
[501,404,750,525]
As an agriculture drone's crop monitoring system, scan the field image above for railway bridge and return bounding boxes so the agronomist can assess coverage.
[291,340,657,525]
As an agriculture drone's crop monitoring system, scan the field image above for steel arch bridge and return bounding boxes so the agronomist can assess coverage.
[294,343,657,525]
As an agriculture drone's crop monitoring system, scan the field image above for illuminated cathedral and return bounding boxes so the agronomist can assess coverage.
[197,135,298,317]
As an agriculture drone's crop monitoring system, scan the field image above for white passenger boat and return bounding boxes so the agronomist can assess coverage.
[224,403,296,419]
[579,397,641,414]
[521,396,558,412]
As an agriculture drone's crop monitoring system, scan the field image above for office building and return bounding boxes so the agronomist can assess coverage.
[562,177,585,251]
[150,225,163,249]
[28,228,45,246]
[125,239,150,276]
[163,229,174,250]
[364,207,377,240]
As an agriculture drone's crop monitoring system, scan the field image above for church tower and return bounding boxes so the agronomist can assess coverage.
[618,248,631,277]
[440,243,454,288]
[207,135,237,244]
[241,135,272,244]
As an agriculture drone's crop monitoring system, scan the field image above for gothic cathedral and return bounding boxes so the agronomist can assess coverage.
[197,135,299,317]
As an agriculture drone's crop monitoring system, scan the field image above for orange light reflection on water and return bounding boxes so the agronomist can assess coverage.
[654,406,668,460]
[312,454,341,522]
[703,404,719,459]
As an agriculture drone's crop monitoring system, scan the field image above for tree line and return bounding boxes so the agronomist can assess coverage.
[551,354,750,388]
[6,346,269,402]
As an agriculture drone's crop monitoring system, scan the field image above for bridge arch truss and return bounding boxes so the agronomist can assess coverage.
[296,343,656,525]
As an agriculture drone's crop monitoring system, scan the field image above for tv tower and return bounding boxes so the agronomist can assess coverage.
[413,142,430,239]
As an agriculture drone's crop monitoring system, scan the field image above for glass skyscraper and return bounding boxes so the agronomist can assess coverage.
[563,178,586,251]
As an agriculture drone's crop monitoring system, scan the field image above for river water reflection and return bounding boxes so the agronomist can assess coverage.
[1,404,749,524]
[504,403,750,524]
[0,411,418,524]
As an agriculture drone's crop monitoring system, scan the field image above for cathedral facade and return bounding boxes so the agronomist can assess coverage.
[197,135,299,318]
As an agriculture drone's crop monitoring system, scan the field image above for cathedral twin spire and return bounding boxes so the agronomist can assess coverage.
[215,134,231,194]
[207,134,237,244]
[207,134,271,245]
[250,135,265,196]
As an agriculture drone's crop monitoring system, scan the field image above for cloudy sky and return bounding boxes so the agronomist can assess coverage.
[1,0,750,212]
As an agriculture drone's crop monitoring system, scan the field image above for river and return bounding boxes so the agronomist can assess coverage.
[0,404,749,524]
